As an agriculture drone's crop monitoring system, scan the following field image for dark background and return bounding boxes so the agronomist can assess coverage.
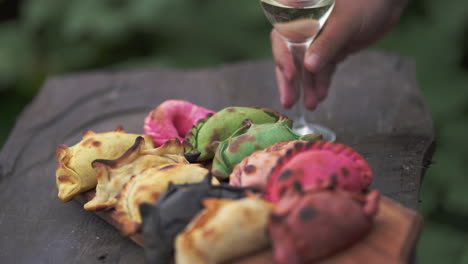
[0,0,467,262]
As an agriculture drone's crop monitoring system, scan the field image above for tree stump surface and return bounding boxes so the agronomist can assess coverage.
[0,51,434,263]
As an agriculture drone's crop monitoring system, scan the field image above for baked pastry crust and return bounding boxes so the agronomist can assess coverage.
[84,137,188,211]
[114,163,217,236]
[229,140,307,191]
[140,174,249,264]
[175,197,273,264]
[55,127,153,201]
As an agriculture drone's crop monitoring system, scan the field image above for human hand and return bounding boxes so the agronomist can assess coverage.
[272,0,408,110]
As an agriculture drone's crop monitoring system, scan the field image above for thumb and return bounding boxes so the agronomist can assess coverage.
[304,2,361,73]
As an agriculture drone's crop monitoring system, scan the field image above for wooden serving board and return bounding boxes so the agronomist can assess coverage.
[76,191,422,264]
[231,196,422,264]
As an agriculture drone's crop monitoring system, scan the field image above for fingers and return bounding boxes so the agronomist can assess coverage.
[272,29,298,108]
[315,64,336,102]
[304,2,361,73]
[274,57,335,111]
[301,2,359,109]
[275,66,296,108]
[271,29,295,80]
[302,64,335,110]
[271,27,339,110]
[302,69,317,110]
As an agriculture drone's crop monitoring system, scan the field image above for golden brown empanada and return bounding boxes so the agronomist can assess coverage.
[84,137,188,211]
[55,127,154,201]
[175,197,273,264]
[114,163,217,236]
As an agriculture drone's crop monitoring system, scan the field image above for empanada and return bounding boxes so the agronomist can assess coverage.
[144,99,214,146]
[269,186,379,264]
[265,141,374,203]
[84,137,188,211]
[55,127,154,201]
[186,106,292,161]
[211,119,321,179]
[230,140,308,191]
[114,163,217,236]
[175,197,273,264]
[140,174,249,264]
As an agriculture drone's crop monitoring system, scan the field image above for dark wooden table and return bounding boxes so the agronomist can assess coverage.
[0,51,434,264]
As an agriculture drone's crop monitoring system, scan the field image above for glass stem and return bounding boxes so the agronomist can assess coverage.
[287,41,312,129]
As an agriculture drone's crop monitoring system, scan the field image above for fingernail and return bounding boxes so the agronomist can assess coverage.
[305,54,322,72]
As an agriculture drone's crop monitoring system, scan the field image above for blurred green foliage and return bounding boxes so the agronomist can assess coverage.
[0,0,467,262]
[0,0,273,144]
[372,1,468,262]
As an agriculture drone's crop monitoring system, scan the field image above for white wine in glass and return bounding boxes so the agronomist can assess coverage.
[260,0,336,141]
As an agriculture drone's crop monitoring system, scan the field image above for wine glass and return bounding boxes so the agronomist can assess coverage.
[260,0,336,141]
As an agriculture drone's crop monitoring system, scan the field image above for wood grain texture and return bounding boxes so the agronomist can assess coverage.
[0,51,434,263]
[74,191,145,248]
